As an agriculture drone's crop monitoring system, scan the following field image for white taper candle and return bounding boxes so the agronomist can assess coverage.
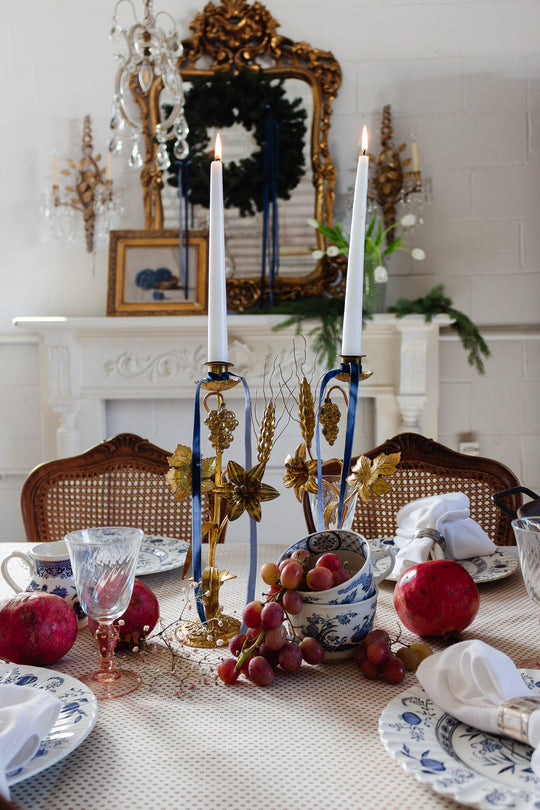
[341,126,369,357]
[207,134,228,363]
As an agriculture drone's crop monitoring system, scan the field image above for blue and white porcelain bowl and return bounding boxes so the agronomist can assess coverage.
[278,529,394,605]
[290,589,378,662]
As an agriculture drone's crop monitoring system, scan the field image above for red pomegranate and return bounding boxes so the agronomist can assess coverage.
[0,591,78,665]
[393,559,480,641]
[88,578,159,649]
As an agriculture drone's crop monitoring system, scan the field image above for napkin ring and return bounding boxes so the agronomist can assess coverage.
[497,696,540,744]
[414,528,446,552]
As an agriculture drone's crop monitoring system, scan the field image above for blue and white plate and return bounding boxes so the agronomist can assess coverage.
[369,538,518,584]
[136,534,189,576]
[1,663,98,788]
[379,671,540,809]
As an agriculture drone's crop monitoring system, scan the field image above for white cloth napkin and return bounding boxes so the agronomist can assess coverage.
[417,639,540,776]
[393,492,496,578]
[0,684,62,799]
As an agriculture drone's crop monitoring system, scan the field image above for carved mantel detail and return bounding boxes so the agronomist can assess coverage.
[14,314,450,460]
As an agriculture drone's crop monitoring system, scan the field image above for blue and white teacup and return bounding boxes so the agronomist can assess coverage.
[278,529,394,605]
[1,540,86,626]
[290,590,378,661]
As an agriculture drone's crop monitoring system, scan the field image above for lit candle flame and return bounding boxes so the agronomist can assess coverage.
[214,133,222,161]
[361,126,368,154]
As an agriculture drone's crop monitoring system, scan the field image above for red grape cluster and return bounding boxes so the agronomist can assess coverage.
[353,628,433,684]
[277,549,352,592]
[217,553,325,687]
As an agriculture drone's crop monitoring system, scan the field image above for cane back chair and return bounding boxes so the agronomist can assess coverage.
[21,433,224,544]
[302,432,521,546]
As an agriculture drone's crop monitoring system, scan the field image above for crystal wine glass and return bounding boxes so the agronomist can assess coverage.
[512,517,540,669]
[64,527,144,699]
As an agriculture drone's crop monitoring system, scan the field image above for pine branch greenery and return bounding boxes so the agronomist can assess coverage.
[389,284,490,374]
[249,297,346,369]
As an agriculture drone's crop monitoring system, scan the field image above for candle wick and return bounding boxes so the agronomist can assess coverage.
[362,149,367,156]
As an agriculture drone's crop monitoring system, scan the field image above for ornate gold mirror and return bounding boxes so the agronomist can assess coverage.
[137,0,343,311]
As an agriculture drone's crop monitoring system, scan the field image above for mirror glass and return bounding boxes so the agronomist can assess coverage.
[161,73,315,282]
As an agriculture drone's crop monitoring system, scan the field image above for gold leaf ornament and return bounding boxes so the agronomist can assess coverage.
[166,444,217,501]
[346,451,401,504]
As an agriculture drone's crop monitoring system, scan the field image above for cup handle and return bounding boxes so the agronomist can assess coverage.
[372,546,395,585]
[0,551,34,593]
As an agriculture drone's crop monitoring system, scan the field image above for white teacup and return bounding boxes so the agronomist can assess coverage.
[1,540,86,626]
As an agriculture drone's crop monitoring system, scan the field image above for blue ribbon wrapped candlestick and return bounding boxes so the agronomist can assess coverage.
[168,363,279,648]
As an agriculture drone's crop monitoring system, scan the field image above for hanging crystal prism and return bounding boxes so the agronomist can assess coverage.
[110,97,122,130]
[138,60,154,93]
[128,139,143,169]
[173,138,189,161]
[175,115,189,140]
[156,142,171,170]
[109,134,123,154]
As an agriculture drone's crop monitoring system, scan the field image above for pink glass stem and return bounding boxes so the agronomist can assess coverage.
[94,622,120,682]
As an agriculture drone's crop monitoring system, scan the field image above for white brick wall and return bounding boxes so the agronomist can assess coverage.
[0,0,538,540]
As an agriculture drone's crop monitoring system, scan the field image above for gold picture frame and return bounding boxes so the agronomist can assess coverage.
[107,229,208,316]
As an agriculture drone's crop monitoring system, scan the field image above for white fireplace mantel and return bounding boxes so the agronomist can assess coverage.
[13,313,450,460]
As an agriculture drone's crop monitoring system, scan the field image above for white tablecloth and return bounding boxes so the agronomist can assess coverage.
[0,540,532,810]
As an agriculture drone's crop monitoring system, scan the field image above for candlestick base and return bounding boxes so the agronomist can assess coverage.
[175,613,241,649]
[201,362,240,391]
[336,356,374,382]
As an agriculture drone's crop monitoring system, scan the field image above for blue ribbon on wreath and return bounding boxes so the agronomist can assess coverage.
[315,361,361,531]
[260,108,280,307]
[177,160,191,299]
[191,369,257,625]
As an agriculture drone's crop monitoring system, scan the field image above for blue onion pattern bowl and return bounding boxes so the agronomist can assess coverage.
[278,529,394,605]
[290,589,378,661]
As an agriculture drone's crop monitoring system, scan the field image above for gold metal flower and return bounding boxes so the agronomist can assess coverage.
[283,443,319,502]
[213,460,280,522]
[346,451,401,504]
[166,444,217,501]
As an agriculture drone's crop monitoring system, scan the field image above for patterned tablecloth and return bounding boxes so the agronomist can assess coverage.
[0,540,533,810]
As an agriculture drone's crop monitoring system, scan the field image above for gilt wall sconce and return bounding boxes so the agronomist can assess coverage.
[41,115,123,253]
[368,104,432,237]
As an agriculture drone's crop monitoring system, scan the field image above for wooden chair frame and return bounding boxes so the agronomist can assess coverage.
[21,433,224,544]
[302,432,521,546]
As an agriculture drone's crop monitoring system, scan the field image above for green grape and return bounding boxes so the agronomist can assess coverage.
[409,641,434,661]
[395,646,421,672]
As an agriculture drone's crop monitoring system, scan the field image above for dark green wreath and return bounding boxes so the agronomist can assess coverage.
[165,69,307,217]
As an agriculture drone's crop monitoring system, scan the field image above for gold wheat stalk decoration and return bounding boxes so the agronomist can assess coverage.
[257,401,276,465]
[298,377,315,455]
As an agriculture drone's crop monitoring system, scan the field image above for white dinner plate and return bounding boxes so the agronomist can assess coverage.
[369,538,518,584]
[1,663,98,787]
[379,670,540,810]
[136,534,190,576]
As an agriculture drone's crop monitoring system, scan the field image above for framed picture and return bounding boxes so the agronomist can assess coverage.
[107,229,208,316]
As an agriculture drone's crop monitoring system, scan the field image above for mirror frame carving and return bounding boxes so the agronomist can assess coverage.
[136,0,344,311]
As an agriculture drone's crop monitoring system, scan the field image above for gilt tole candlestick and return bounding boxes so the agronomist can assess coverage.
[336,356,374,383]
[172,362,278,649]
[283,355,400,531]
